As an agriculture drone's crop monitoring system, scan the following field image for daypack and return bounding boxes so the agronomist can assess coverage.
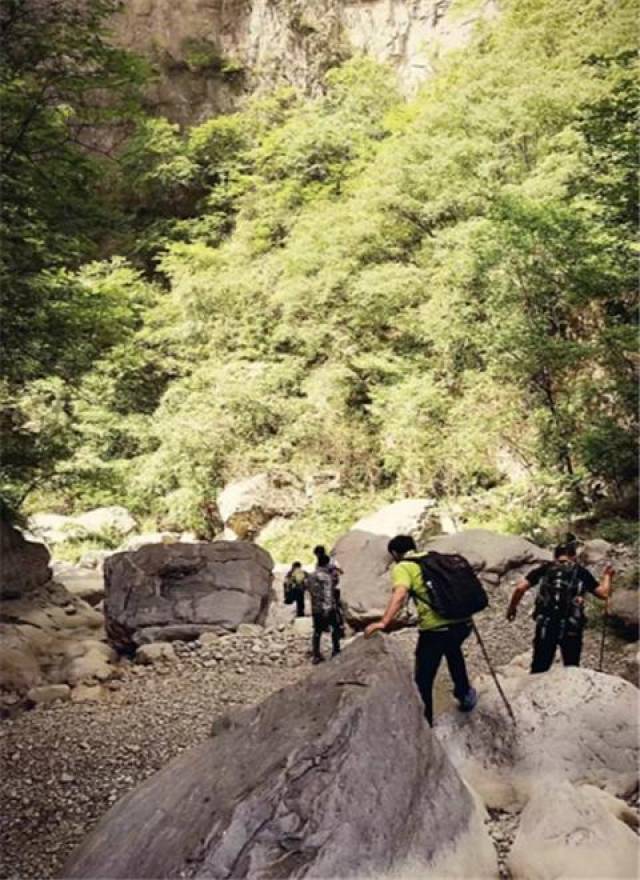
[410,552,489,620]
[534,563,582,624]
[308,568,335,616]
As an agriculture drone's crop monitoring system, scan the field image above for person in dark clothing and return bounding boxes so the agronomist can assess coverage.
[364,534,477,726]
[283,561,307,617]
[507,540,614,673]
[308,549,342,664]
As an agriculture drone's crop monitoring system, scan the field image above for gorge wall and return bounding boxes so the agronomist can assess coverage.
[112,0,497,125]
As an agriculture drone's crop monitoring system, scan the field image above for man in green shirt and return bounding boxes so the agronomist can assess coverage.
[365,534,477,725]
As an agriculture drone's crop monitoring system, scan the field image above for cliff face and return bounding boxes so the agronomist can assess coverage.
[112,0,497,125]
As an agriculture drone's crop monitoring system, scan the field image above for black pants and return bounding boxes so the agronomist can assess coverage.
[415,622,472,726]
[531,617,583,673]
[293,588,305,617]
[312,610,341,659]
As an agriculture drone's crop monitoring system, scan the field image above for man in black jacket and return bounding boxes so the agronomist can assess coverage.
[507,540,614,673]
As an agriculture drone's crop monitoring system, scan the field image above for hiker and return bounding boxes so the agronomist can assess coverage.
[364,535,478,726]
[283,561,307,617]
[313,544,345,636]
[507,539,614,673]
[308,549,342,664]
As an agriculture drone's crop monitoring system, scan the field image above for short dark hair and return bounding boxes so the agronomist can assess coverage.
[313,545,326,557]
[292,561,302,569]
[387,535,417,557]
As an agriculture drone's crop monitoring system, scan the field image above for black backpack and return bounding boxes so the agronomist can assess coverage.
[410,552,489,620]
[534,563,582,623]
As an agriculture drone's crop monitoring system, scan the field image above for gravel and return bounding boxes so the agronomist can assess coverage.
[0,556,636,880]
[0,629,311,880]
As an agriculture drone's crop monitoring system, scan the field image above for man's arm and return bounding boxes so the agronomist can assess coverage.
[364,587,408,638]
[593,563,614,600]
[506,578,531,621]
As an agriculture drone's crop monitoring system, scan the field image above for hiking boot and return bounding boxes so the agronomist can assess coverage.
[458,687,478,713]
[312,656,325,665]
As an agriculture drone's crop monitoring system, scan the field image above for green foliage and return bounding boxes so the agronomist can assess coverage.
[5,0,638,544]
[259,491,393,564]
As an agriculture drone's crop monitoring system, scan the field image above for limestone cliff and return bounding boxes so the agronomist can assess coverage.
[112,0,497,125]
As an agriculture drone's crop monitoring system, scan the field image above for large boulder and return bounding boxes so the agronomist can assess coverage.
[104,541,274,651]
[423,529,551,576]
[73,506,136,537]
[217,472,307,540]
[608,589,639,640]
[436,665,639,809]
[332,499,439,625]
[63,637,497,879]
[508,782,639,879]
[0,519,51,598]
[28,512,85,545]
[29,507,137,546]
[335,518,549,625]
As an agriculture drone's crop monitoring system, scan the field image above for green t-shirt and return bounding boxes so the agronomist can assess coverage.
[391,553,468,631]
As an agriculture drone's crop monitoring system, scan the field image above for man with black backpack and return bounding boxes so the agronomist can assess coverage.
[507,539,614,673]
[364,535,486,726]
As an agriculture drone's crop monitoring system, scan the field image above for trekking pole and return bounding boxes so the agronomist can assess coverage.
[472,622,517,726]
[597,564,614,673]
[598,601,608,672]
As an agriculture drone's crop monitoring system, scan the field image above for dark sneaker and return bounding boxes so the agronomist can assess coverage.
[312,656,325,665]
[459,687,478,712]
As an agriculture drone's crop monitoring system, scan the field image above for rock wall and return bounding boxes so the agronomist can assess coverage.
[112,0,498,125]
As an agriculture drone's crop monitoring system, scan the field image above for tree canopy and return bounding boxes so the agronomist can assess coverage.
[2,0,637,541]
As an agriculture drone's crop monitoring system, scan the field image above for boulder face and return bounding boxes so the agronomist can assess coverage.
[608,589,639,640]
[63,637,497,880]
[435,665,639,809]
[104,541,274,650]
[0,519,51,598]
[508,782,639,880]
[217,472,307,540]
[335,518,549,625]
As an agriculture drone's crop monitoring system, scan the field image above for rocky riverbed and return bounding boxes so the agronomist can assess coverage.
[0,608,636,880]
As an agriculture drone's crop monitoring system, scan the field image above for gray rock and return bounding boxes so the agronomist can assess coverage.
[508,781,639,879]
[579,538,614,566]
[1,520,51,598]
[62,638,496,879]
[424,529,550,575]
[236,623,263,638]
[135,643,176,665]
[335,521,549,624]
[436,665,639,808]
[608,589,639,640]
[26,684,71,705]
[53,566,104,606]
[217,472,307,540]
[104,541,273,651]
[74,507,136,537]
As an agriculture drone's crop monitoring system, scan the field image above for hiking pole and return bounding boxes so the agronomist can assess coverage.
[597,563,614,673]
[472,622,517,726]
[598,598,609,672]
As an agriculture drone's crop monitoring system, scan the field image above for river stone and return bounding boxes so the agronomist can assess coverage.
[508,781,639,879]
[62,637,497,880]
[436,665,639,808]
[104,541,273,651]
[1,519,51,598]
[26,684,71,705]
[135,643,176,665]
